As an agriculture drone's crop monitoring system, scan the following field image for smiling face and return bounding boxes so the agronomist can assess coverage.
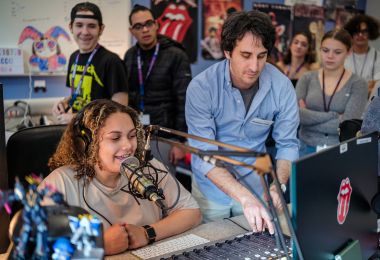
[320,38,349,71]
[290,34,309,59]
[224,32,268,90]
[97,112,137,178]
[129,10,158,50]
[70,10,104,53]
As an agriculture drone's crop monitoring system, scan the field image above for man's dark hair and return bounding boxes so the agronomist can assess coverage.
[221,10,275,53]
[129,4,155,26]
[344,14,380,40]
[70,2,103,26]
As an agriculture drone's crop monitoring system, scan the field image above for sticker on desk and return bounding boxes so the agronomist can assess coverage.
[131,234,209,259]
[340,143,348,154]
[356,137,372,145]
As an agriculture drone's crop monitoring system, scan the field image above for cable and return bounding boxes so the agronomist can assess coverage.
[82,181,112,226]
[223,217,249,232]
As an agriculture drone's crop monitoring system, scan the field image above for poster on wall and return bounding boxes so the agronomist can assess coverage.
[201,0,242,60]
[151,0,198,63]
[253,3,292,63]
[293,4,325,64]
[0,0,130,75]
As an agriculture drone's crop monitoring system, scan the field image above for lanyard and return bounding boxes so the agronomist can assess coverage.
[286,61,305,79]
[137,43,159,111]
[352,47,369,77]
[69,44,100,106]
[322,69,345,112]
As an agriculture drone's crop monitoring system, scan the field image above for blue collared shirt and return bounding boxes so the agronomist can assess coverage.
[185,60,299,205]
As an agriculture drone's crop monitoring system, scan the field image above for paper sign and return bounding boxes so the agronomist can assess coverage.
[0,47,24,75]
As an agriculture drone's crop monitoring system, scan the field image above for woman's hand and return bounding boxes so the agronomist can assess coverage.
[298,99,306,108]
[124,224,149,249]
[104,224,129,255]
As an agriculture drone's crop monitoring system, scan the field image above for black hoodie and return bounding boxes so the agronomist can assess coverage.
[124,35,191,133]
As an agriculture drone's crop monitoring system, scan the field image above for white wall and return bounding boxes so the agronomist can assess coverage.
[366,0,380,50]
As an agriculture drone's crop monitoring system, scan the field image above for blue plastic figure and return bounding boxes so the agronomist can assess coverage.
[52,237,74,260]
[68,214,102,257]
[0,175,65,259]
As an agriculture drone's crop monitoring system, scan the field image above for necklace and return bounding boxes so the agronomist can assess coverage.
[322,68,345,112]
[352,47,370,77]
[286,61,305,79]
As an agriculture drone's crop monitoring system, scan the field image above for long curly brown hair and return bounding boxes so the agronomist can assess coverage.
[48,99,146,179]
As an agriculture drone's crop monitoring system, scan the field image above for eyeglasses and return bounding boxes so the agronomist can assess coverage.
[354,29,369,36]
[131,20,155,31]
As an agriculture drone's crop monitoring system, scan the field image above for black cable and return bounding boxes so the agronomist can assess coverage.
[82,181,112,226]
[223,217,249,232]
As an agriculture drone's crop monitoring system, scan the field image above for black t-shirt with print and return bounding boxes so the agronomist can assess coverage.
[66,46,128,112]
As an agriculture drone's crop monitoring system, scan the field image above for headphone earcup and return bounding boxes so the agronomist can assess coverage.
[74,109,92,154]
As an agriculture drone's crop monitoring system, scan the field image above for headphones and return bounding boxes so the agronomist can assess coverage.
[74,108,92,154]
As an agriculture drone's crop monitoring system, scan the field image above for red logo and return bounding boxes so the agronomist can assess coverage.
[337,178,352,225]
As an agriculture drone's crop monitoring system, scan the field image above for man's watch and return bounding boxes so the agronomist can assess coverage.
[143,225,156,244]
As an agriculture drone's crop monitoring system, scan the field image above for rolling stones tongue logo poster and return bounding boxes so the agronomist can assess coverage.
[152,0,198,63]
[337,178,352,225]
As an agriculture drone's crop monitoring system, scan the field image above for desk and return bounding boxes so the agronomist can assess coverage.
[107,213,291,260]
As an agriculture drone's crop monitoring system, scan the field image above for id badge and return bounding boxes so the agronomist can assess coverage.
[139,114,150,125]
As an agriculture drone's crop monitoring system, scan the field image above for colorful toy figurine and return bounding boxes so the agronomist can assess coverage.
[68,214,103,257]
[52,237,74,260]
[0,175,65,259]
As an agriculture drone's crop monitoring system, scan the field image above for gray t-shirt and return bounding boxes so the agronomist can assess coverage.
[40,158,199,229]
[235,81,259,115]
[296,71,367,147]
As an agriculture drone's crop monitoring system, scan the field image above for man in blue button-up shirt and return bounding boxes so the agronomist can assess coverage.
[186,10,299,234]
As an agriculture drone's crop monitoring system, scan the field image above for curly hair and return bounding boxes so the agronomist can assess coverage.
[283,31,316,65]
[48,99,146,180]
[221,10,275,54]
[344,14,380,40]
[322,29,352,51]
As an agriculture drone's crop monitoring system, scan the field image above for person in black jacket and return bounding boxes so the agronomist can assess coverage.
[124,5,192,167]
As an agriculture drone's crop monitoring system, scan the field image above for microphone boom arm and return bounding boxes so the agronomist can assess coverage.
[147,125,304,259]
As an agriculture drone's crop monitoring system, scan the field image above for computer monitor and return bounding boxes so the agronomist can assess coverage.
[291,132,378,259]
[0,83,10,252]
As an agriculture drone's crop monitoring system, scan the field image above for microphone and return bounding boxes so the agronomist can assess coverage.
[120,156,166,209]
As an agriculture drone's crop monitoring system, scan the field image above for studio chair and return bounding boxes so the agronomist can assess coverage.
[6,124,66,188]
[338,119,363,142]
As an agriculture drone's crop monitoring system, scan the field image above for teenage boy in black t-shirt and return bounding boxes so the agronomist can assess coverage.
[52,2,128,124]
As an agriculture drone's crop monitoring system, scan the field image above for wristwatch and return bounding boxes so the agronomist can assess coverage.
[143,225,156,244]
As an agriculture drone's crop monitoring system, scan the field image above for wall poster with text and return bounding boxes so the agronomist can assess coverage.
[253,3,292,63]
[293,4,325,64]
[201,0,242,60]
[151,0,198,63]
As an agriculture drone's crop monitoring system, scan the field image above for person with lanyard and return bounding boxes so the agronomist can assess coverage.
[186,10,299,233]
[41,99,201,255]
[296,29,368,157]
[344,14,380,97]
[276,31,319,87]
[124,5,192,170]
[52,2,129,124]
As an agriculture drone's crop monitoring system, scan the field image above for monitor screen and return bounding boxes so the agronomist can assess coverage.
[0,83,10,252]
[291,133,378,259]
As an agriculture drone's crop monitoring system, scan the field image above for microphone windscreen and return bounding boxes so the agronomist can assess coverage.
[122,156,140,170]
